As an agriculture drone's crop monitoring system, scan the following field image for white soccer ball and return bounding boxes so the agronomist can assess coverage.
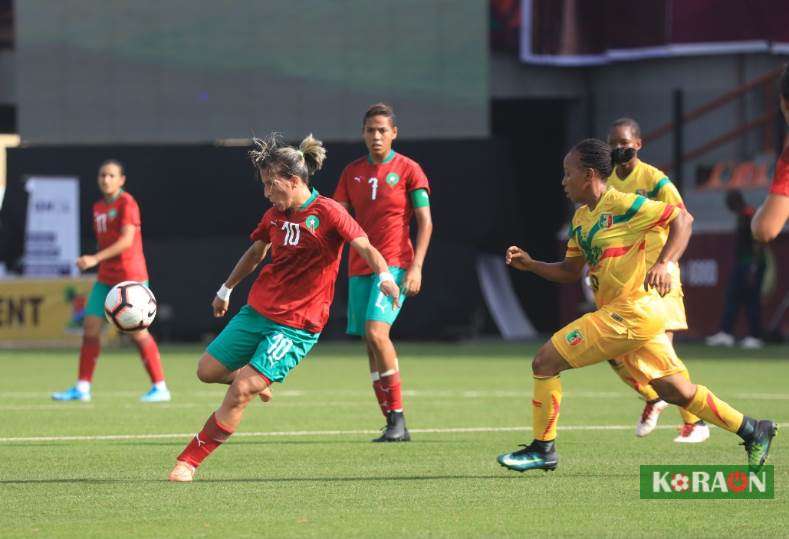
[104,281,157,332]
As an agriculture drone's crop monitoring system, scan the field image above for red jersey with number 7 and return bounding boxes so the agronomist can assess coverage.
[247,190,367,333]
[334,151,430,276]
[93,191,148,284]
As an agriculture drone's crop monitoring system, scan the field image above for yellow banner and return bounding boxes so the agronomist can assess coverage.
[0,277,116,345]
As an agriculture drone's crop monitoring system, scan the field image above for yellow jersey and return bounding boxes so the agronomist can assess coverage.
[606,160,683,267]
[566,188,680,307]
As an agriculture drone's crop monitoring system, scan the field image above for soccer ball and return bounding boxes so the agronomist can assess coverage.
[104,281,157,332]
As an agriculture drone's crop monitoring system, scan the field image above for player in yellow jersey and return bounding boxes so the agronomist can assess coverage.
[496,138,777,473]
[605,117,709,443]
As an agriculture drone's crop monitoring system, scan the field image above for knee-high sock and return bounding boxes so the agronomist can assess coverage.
[677,367,702,424]
[177,412,233,468]
[77,336,101,382]
[380,369,403,413]
[370,372,388,417]
[684,385,744,434]
[608,360,660,402]
[533,375,562,441]
[134,334,165,383]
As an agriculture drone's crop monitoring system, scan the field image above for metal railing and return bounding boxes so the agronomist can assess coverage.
[642,66,784,188]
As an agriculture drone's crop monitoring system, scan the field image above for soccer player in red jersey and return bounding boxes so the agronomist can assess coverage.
[51,160,170,403]
[169,134,400,482]
[752,63,789,242]
[333,103,433,442]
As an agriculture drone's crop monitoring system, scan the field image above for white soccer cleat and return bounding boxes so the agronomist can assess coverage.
[740,336,764,350]
[168,461,196,482]
[705,331,735,347]
[635,399,668,437]
[674,422,711,443]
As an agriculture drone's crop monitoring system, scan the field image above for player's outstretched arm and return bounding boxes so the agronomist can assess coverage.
[212,240,270,317]
[76,224,136,271]
[505,245,585,283]
[404,206,433,297]
[645,208,694,296]
[350,236,402,308]
[752,194,789,243]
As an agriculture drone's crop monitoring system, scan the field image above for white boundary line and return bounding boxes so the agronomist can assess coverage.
[1,423,786,444]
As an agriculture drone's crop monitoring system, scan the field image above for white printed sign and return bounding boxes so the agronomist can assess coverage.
[23,177,80,277]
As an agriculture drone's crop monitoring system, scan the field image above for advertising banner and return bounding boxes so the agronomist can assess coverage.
[23,176,80,277]
[0,277,115,346]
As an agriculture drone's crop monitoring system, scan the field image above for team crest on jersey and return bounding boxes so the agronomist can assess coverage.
[305,215,320,232]
[108,209,117,219]
[353,176,362,183]
[599,213,614,229]
[385,172,400,187]
[566,329,583,346]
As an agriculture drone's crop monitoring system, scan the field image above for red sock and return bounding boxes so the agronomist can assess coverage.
[372,378,388,417]
[134,334,165,383]
[77,336,101,382]
[177,413,234,468]
[381,371,403,412]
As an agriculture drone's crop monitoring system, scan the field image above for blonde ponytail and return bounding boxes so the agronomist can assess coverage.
[249,132,326,184]
[299,134,327,177]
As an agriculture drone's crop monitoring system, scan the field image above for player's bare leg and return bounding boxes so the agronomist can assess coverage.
[196,353,272,402]
[498,340,571,472]
[170,365,270,482]
[52,316,103,402]
[366,320,409,442]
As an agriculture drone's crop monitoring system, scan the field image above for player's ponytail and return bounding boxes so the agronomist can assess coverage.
[572,138,613,180]
[249,133,326,185]
[299,134,327,177]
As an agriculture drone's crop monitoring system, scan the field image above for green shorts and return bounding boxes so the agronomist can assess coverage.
[346,266,407,336]
[206,305,320,383]
[85,280,150,318]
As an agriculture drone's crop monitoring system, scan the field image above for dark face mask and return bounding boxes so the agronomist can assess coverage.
[611,147,636,165]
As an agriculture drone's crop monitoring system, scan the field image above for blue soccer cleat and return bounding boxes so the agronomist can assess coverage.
[51,386,91,402]
[140,385,171,403]
[497,440,558,472]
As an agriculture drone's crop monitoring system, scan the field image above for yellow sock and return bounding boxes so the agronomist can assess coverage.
[607,360,660,402]
[684,385,744,434]
[533,375,562,441]
[677,367,702,425]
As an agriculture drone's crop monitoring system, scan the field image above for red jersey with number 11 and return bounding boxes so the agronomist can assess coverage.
[93,191,148,284]
[334,151,430,276]
[247,191,366,333]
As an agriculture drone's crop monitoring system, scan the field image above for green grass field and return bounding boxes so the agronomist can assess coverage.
[1,342,787,538]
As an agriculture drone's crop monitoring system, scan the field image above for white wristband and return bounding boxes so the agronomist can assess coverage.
[665,261,676,273]
[216,284,233,301]
[378,272,395,288]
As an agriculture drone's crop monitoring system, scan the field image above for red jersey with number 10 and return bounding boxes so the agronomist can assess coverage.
[247,191,366,333]
[334,151,430,276]
[770,146,789,197]
[93,191,148,284]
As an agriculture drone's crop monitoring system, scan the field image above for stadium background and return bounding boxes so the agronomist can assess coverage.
[0,0,787,342]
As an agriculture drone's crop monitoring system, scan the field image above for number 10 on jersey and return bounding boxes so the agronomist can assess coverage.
[281,221,300,245]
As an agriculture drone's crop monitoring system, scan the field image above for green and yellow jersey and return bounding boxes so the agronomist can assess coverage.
[566,188,680,308]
